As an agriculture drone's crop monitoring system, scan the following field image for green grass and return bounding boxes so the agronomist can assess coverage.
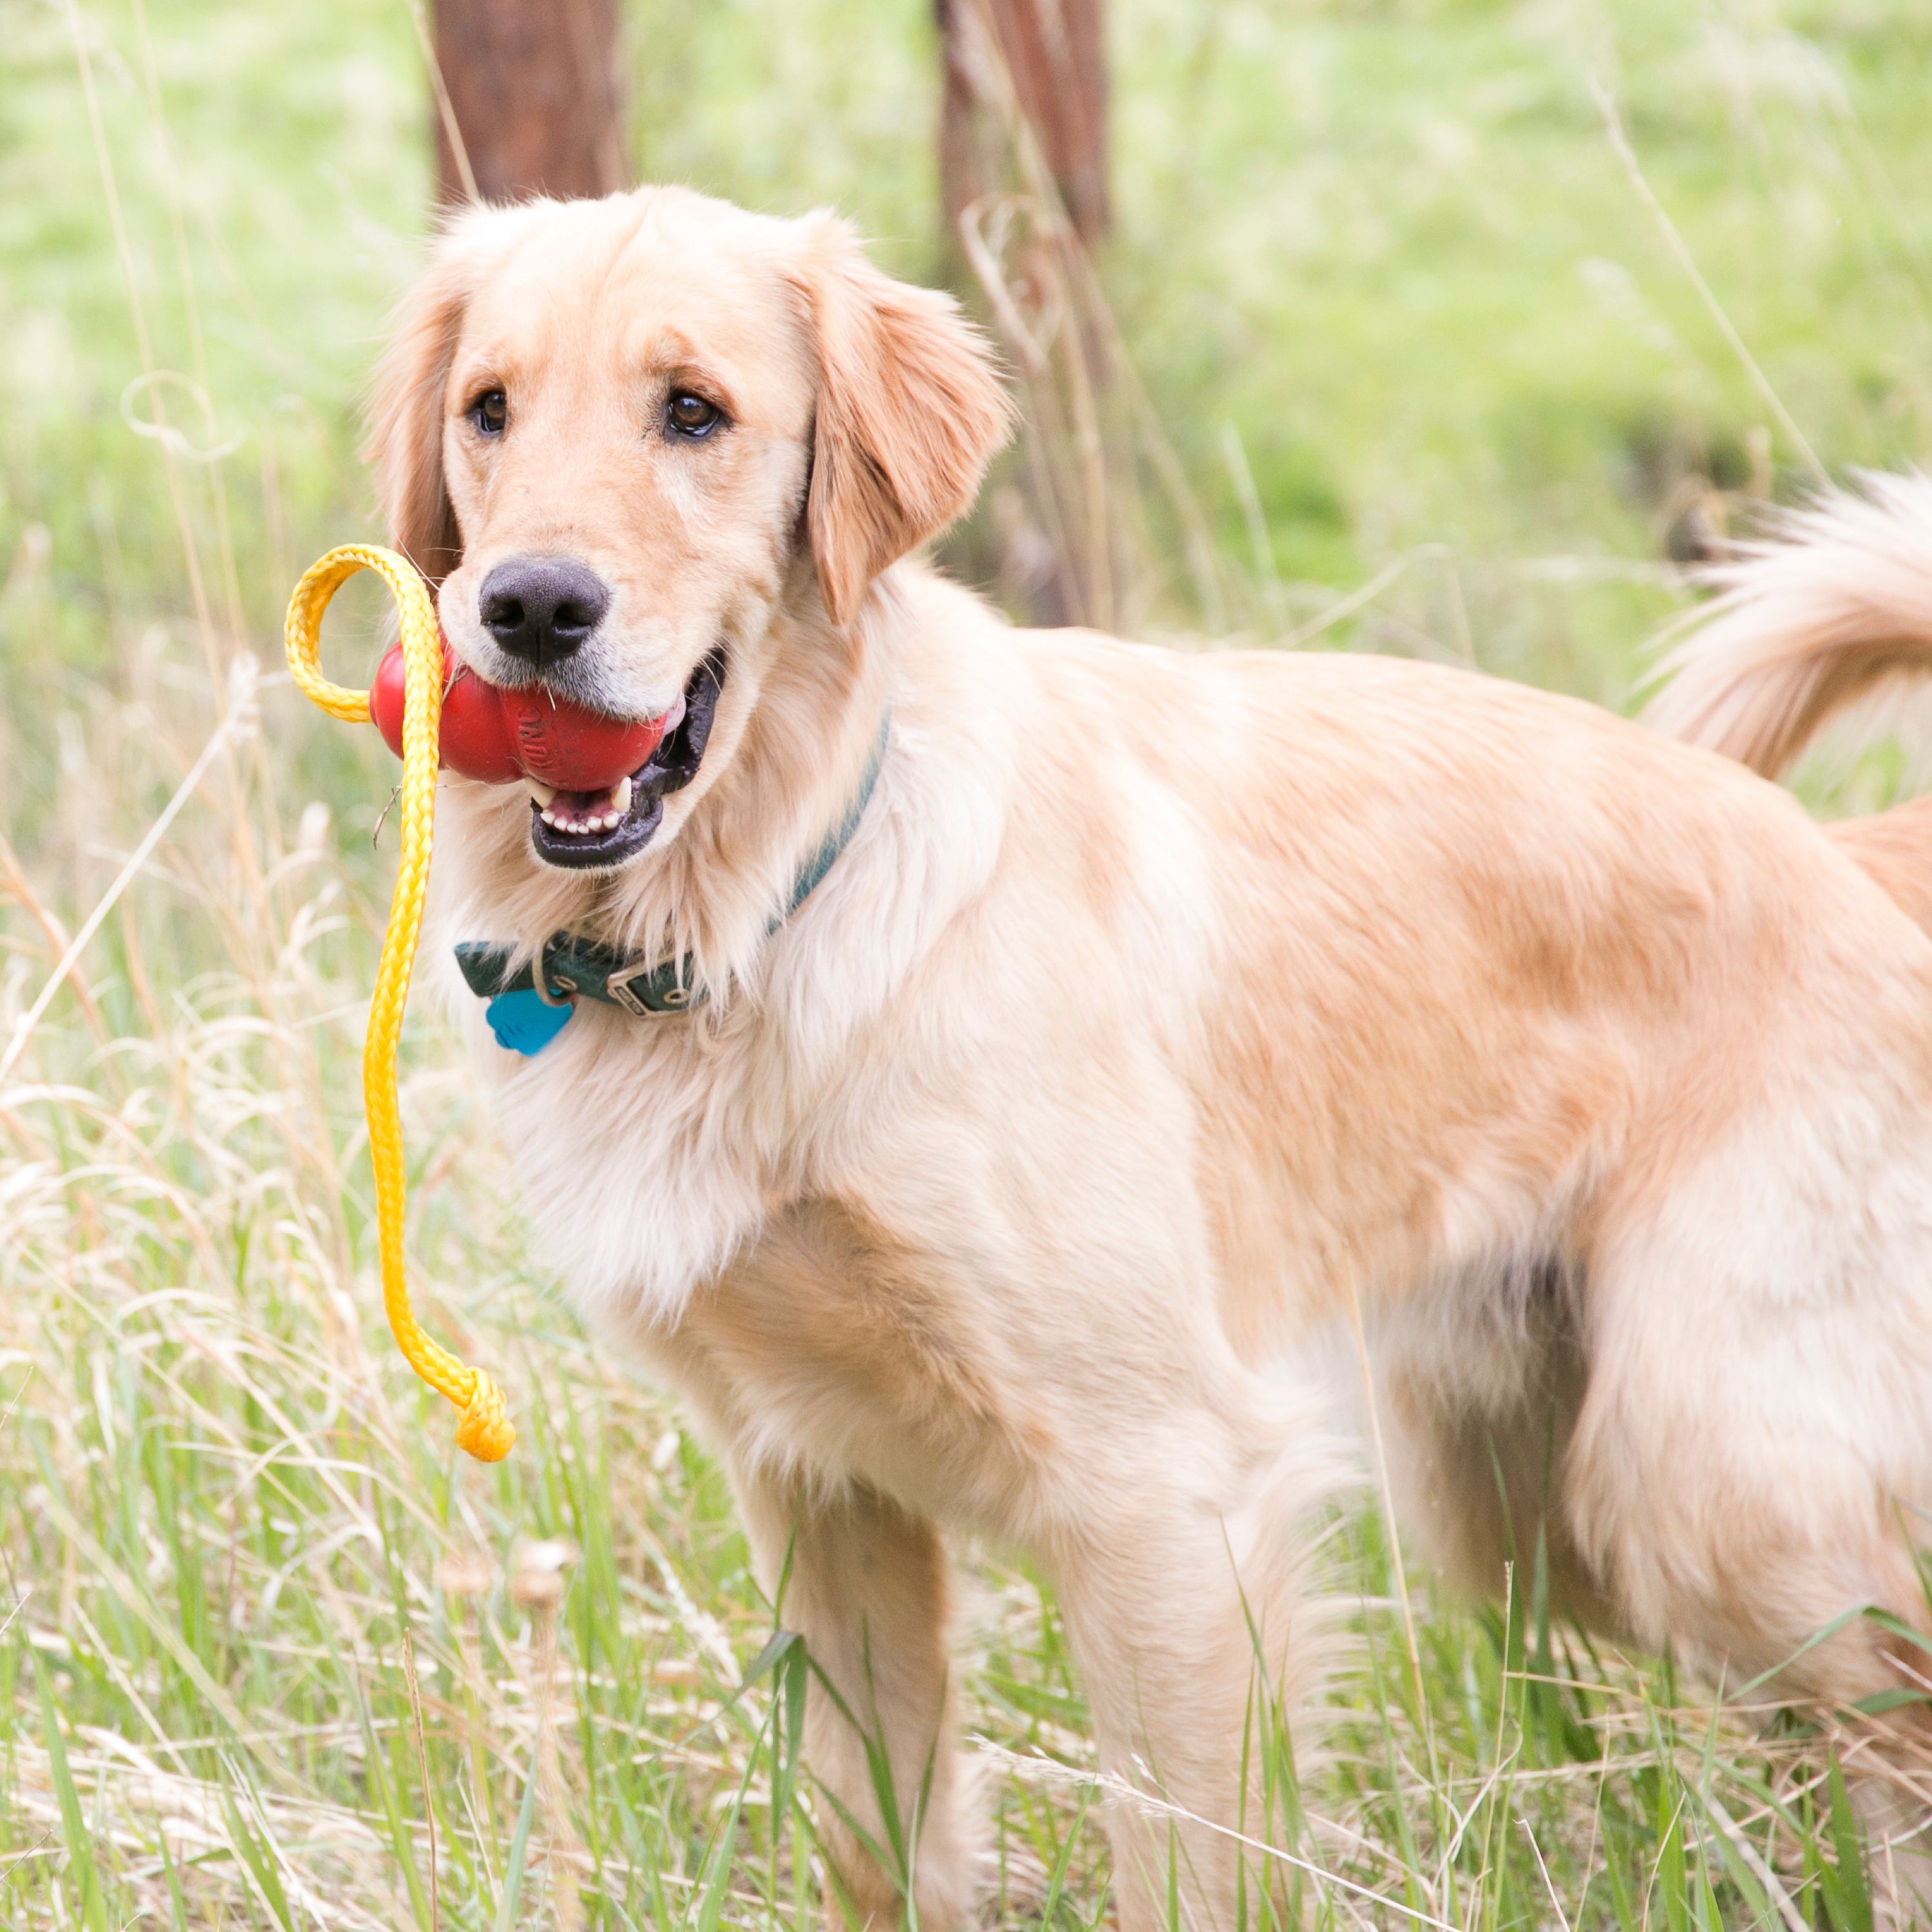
[5,0,1932,1923]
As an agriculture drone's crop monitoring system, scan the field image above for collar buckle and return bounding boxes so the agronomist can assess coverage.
[605,957,693,1017]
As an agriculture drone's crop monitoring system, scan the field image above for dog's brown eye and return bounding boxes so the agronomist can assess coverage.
[667,390,723,439]
[471,389,507,436]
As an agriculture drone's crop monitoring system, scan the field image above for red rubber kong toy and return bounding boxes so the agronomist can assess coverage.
[370,639,668,791]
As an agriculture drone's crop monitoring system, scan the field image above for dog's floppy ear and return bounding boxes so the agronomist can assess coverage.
[362,205,535,586]
[786,215,1014,627]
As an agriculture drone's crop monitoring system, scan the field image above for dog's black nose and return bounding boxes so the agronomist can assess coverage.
[478,556,610,665]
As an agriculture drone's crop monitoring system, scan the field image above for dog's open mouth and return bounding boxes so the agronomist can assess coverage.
[527,651,724,870]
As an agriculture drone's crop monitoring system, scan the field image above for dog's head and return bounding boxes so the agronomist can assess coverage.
[365,186,1010,873]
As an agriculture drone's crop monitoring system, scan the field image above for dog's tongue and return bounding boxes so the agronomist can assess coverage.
[370,639,668,791]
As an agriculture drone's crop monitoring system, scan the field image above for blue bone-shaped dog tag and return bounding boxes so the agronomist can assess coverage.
[485,989,574,1056]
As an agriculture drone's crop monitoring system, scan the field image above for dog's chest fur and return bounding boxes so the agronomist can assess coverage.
[464,973,1095,1527]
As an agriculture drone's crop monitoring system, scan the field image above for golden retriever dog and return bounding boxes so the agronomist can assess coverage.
[366,185,1932,1927]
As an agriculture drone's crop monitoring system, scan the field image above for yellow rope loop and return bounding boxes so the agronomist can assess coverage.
[284,545,515,1463]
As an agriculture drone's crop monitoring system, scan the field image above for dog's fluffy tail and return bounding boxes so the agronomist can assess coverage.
[1647,470,1932,933]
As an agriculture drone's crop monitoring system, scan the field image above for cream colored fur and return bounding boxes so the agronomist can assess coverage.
[371,188,1932,1928]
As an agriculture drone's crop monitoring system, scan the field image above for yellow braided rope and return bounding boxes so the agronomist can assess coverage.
[285,545,515,1463]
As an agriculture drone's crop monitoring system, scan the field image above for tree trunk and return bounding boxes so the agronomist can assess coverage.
[431,0,627,205]
[938,0,1108,247]
[938,0,1118,634]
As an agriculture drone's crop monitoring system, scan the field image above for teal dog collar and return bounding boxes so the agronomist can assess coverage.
[458,711,889,1050]
[455,933,703,1017]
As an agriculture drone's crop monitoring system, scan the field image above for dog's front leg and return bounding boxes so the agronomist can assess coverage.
[733,1464,980,1930]
[1046,1415,1338,1932]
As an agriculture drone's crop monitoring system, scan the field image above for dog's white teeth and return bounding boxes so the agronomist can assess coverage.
[538,785,629,836]
[525,776,558,808]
